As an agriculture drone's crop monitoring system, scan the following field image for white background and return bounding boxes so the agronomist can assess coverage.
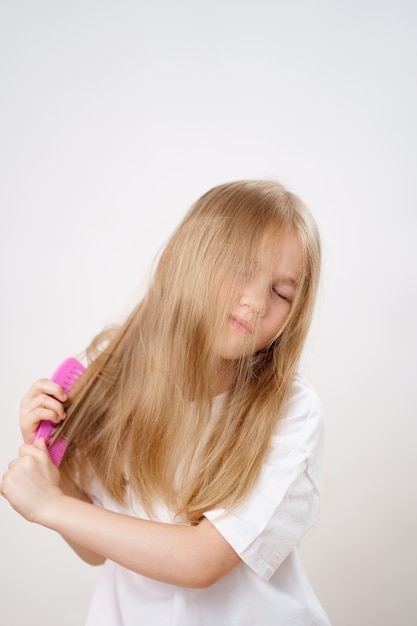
[1,1,416,625]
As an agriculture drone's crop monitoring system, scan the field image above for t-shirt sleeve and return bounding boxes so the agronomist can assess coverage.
[204,375,325,582]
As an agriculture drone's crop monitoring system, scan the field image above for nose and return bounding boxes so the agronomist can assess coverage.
[239,280,267,316]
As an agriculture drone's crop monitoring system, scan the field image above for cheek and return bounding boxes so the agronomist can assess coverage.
[269,302,292,329]
[261,307,292,344]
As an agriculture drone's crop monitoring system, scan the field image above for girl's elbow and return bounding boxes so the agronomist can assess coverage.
[187,570,225,589]
[187,556,241,588]
[195,573,226,589]
[85,555,106,567]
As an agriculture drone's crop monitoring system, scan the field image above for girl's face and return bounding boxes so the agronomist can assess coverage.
[213,231,303,362]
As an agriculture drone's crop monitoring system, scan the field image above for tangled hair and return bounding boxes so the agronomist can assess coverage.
[57,180,321,524]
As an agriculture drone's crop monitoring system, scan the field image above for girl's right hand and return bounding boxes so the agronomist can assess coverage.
[20,379,68,444]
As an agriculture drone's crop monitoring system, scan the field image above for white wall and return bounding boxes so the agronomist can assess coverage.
[1,2,416,624]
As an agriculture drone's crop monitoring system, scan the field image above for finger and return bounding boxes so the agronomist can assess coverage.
[27,393,67,422]
[7,457,20,470]
[18,442,49,460]
[26,407,65,426]
[0,475,7,497]
[25,379,69,404]
[33,437,48,453]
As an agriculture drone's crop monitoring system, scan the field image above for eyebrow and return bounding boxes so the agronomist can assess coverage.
[276,275,298,287]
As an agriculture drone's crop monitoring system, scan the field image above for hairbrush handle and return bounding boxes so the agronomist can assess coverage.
[33,358,85,466]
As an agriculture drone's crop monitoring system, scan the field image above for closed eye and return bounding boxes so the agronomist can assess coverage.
[272,287,293,303]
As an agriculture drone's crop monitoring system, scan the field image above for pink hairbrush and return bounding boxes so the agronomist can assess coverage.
[33,357,85,467]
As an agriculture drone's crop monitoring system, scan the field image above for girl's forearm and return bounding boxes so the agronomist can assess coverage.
[0,442,239,585]
[59,475,105,565]
[40,495,240,588]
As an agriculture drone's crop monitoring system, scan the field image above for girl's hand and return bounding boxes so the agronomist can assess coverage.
[20,379,68,444]
[0,438,64,523]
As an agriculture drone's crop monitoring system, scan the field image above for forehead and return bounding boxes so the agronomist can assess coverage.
[256,229,304,283]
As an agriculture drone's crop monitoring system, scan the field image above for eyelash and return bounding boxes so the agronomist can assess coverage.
[272,288,291,303]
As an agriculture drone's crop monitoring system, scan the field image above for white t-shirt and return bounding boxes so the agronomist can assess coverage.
[85,375,330,625]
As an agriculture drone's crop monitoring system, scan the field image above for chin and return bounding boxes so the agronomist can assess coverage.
[215,344,258,361]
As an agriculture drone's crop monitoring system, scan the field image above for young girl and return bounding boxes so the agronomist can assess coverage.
[1,180,330,625]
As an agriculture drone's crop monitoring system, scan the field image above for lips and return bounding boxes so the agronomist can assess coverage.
[229,314,253,335]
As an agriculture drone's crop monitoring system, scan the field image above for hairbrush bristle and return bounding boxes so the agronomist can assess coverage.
[48,435,69,466]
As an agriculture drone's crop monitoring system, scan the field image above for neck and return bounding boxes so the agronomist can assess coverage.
[212,360,237,396]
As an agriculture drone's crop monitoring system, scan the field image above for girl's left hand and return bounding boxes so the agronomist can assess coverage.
[0,438,63,523]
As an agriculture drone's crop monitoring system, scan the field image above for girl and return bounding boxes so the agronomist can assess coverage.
[1,180,330,625]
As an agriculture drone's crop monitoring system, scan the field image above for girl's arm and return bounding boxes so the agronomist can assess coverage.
[19,380,104,565]
[1,442,241,588]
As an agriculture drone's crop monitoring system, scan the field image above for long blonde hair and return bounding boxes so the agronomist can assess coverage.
[58,180,321,524]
